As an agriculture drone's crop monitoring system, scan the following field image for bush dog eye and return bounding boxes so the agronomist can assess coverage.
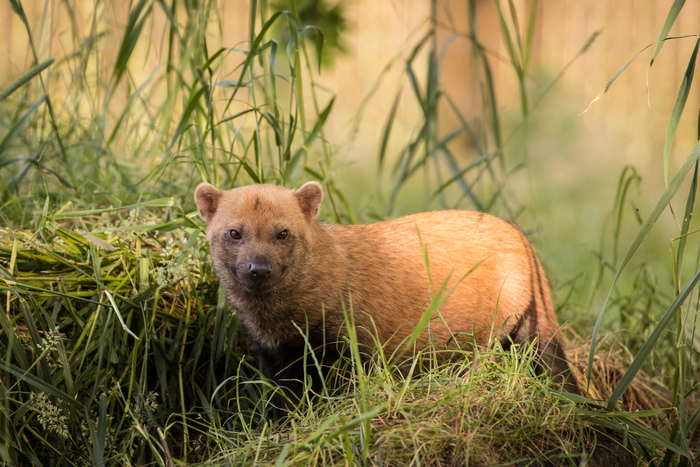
[194,181,579,410]
[229,229,242,240]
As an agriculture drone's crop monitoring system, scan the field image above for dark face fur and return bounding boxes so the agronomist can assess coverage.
[194,182,324,298]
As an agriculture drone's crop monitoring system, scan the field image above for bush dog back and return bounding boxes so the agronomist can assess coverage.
[195,181,579,403]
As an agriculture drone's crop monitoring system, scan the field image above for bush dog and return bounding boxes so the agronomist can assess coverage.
[195,181,579,405]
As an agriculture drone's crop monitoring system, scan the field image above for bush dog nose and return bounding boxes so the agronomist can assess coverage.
[248,260,272,280]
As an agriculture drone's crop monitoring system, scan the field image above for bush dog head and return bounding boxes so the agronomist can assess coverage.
[195,182,323,296]
[195,182,579,406]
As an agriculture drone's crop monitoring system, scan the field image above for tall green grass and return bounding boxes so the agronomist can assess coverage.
[578,3,700,462]
[0,0,699,465]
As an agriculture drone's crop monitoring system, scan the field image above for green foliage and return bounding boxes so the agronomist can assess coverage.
[271,0,348,68]
[0,0,699,465]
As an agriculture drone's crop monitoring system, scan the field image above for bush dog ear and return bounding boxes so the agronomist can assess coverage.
[194,183,222,224]
[295,181,323,222]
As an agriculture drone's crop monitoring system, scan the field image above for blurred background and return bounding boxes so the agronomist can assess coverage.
[2,0,700,325]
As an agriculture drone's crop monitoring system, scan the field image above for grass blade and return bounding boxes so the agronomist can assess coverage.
[675,162,697,289]
[108,63,166,145]
[0,95,46,157]
[606,269,700,411]
[93,394,107,466]
[583,33,698,114]
[522,0,537,72]
[588,137,700,384]
[378,91,402,170]
[104,290,140,341]
[581,43,655,114]
[229,10,283,105]
[588,415,690,459]
[52,198,175,219]
[0,359,83,408]
[112,0,152,87]
[0,58,54,103]
[298,25,324,73]
[663,38,698,185]
[649,0,686,67]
